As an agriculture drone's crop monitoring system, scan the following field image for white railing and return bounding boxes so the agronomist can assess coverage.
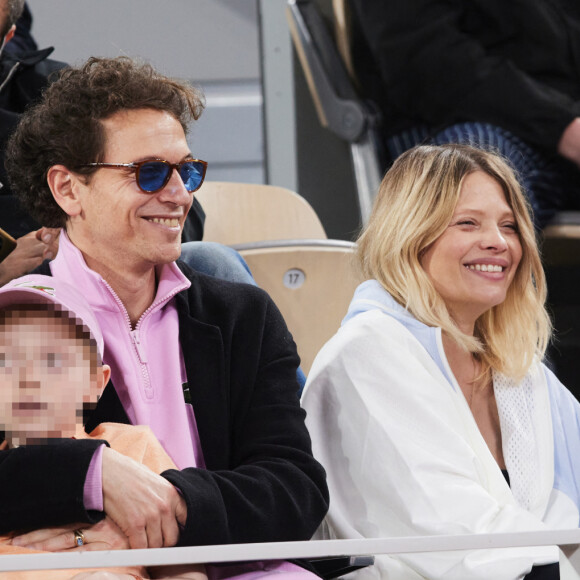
[1,530,580,576]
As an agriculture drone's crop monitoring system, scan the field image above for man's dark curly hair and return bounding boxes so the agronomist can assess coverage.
[5,56,205,227]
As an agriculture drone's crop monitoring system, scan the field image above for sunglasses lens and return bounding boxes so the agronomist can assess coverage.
[179,161,205,192]
[137,162,171,192]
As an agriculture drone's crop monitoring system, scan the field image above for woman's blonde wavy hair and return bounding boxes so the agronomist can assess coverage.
[357,144,551,380]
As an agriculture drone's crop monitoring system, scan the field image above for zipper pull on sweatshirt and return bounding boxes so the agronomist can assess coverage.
[131,329,148,364]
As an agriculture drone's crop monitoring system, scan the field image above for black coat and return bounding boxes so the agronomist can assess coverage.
[0,260,329,545]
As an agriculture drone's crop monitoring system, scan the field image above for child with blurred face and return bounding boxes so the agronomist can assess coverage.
[0,276,207,580]
[0,307,108,447]
[0,277,109,448]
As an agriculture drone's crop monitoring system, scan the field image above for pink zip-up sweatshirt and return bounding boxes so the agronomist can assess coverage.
[51,232,205,508]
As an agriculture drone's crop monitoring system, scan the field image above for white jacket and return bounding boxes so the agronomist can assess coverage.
[302,280,580,579]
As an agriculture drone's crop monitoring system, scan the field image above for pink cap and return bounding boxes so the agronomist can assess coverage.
[0,275,104,358]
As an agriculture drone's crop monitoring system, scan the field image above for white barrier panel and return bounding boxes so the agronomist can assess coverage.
[1,530,580,573]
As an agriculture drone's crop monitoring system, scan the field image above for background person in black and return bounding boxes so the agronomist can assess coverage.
[350,0,580,230]
[0,0,61,284]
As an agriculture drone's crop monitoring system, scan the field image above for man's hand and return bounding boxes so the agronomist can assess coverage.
[102,447,187,550]
[11,517,129,552]
[558,117,580,167]
[0,227,61,286]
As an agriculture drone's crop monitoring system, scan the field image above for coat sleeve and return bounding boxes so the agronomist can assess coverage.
[353,0,580,152]
[301,312,559,580]
[162,288,329,546]
[0,439,106,533]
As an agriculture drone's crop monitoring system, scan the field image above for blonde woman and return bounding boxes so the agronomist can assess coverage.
[302,144,580,579]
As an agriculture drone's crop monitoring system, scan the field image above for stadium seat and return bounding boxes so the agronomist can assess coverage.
[195,181,326,245]
[237,239,363,374]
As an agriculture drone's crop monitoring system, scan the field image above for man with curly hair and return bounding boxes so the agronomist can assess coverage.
[2,56,327,578]
[0,3,251,292]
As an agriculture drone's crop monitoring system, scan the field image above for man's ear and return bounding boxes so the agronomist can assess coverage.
[3,25,15,45]
[47,165,84,218]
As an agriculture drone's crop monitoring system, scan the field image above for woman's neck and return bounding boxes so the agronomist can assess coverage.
[442,334,480,401]
[442,333,506,469]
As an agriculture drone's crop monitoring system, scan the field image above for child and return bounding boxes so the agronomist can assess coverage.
[0,275,207,580]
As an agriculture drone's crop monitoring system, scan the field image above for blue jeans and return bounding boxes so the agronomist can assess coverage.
[387,122,580,229]
[180,241,255,284]
[179,242,307,393]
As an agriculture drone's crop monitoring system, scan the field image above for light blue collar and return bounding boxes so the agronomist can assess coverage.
[344,280,455,386]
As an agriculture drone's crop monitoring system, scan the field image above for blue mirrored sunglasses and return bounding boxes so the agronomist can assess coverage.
[78,158,208,193]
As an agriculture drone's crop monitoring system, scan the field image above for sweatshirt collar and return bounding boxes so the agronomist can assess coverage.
[51,231,191,321]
